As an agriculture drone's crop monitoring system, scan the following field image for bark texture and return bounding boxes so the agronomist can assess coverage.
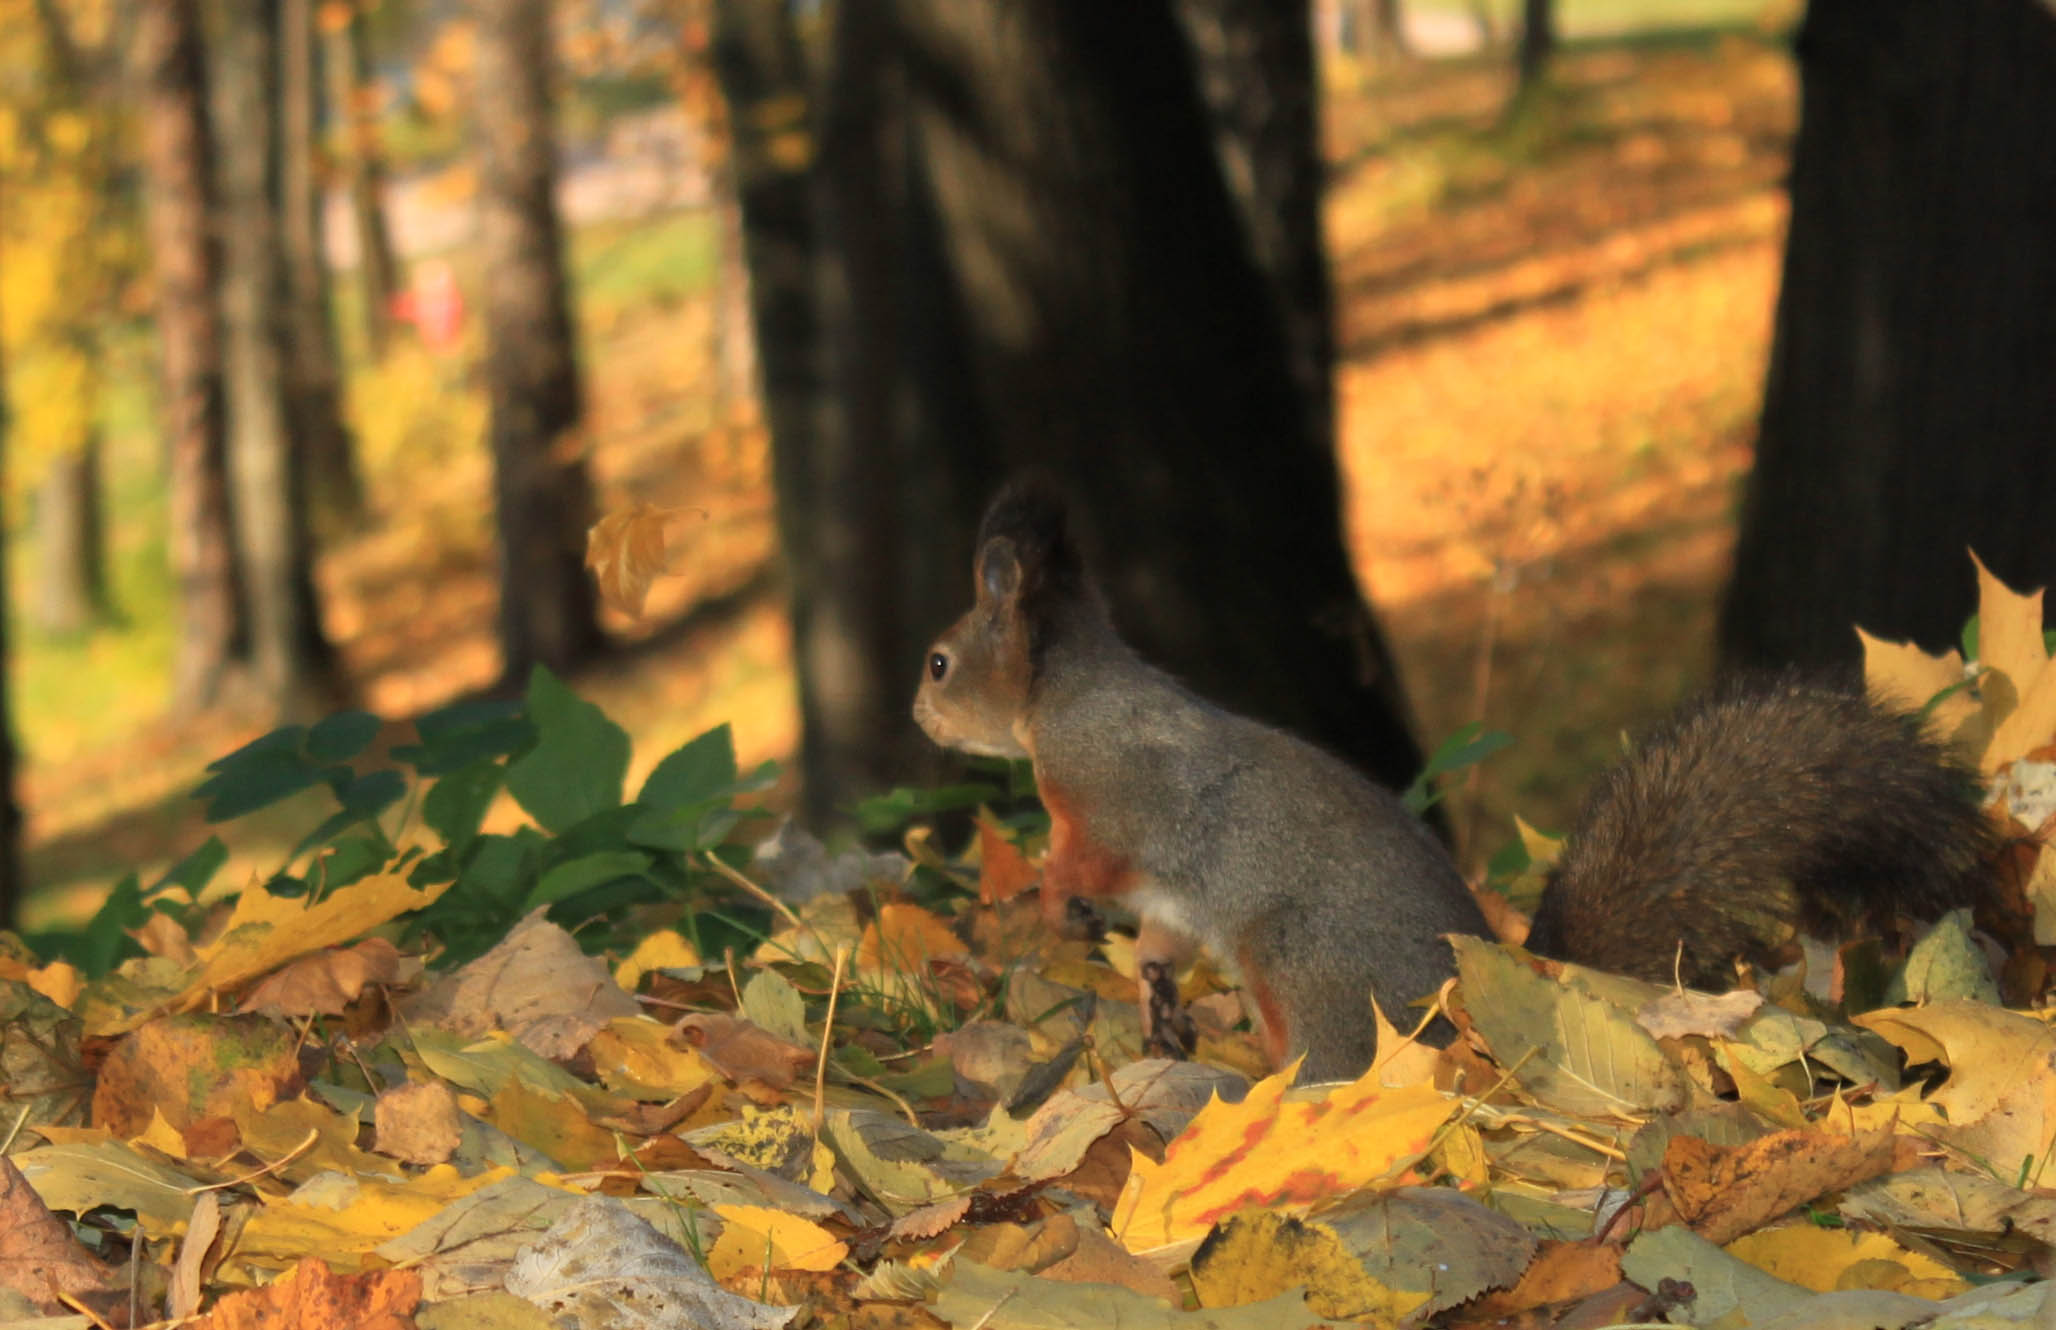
[134,0,245,710]
[1720,0,2056,670]
[474,0,604,683]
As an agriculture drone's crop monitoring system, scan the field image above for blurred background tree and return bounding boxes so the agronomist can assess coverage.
[6,0,2056,937]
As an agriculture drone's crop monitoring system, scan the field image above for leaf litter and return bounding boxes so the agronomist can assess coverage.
[6,561,2056,1327]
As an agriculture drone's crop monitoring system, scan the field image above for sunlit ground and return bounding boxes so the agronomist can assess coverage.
[12,19,1798,927]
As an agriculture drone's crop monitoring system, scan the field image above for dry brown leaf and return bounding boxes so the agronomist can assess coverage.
[0,1154,115,1313]
[170,1190,224,1320]
[242,938,403,1017]
[585,502,698,618]
[1466,1237,1624,1321]
[1660,1123,1897,1246]
[675,1012,813,1090]
[191,1256,420,1330]
[374,1081,464,1167]
[91,1014,301,1138]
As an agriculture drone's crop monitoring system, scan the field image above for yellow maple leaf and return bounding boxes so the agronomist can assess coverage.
[585,502,700,618]
[1111,1067,1457,1258]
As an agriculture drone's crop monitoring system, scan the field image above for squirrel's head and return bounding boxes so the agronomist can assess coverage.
[913,476,1093,760]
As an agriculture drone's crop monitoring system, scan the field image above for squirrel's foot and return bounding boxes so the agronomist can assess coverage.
[1140,959,1197,1060]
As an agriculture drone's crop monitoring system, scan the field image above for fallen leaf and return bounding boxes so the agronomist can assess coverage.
[0,1154,115,1313]
[1110,1065,1456,1259]
[189,1256,420,1330]
[1660,1123,1897,1246]
[242,938,405,1018]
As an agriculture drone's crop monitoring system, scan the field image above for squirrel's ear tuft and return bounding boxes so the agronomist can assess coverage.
[976,474,1088,605]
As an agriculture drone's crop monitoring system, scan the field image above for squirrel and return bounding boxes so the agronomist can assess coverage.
[913,477,1998,1082]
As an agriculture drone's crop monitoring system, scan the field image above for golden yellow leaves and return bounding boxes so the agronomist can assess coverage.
[1111,1066,1456,1258]
[1863,555,2056,945]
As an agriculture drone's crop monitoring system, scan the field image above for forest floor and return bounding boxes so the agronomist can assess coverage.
[14,19,1798,929]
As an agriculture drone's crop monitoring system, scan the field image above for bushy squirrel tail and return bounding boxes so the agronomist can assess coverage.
[1526,675,1998,987]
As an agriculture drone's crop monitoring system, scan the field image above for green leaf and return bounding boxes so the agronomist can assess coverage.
[423,759,504,851]
[639,725,737,811]
[292,769,409,859]
[150,836,227,898]
[193,726,319,821]
[504,667,630,833]
[310,835,390,891]
[393,697,535,775]
[453,832,543,911]
[76,874,148,976]
[305,711,382,763]
[525,851,654,910]
[850,783,1001,836]
[1403,723,1513,815]
[626,802,749,853]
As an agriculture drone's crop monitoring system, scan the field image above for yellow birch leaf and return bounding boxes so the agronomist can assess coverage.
[1725,1224,1965,1297]
[237,1166,508,1270]
[586,1017,722,1100]
[707,1204,849,1277]
[613,929,702,992]
[181,871,453,1007]
[1110,1067,1456,1259]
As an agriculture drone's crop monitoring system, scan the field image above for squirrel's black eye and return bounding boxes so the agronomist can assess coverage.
[928,651,950,682]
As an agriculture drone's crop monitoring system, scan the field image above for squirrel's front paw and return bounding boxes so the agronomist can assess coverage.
[1140,959,1197,1060]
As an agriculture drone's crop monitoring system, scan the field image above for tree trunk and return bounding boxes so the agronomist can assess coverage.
[0,347,22,931]
[474,0,604,685]
[1471,0,1498,47]
[133,0,246,712]
[326,0,400,359]
[280,0,364,528]
[756,0,1436,820]
[1518,0,1554,88]
[1720,0,2056,672]
[32,435,110,635]
[1366,0,1411,60]
[214,0,339,718]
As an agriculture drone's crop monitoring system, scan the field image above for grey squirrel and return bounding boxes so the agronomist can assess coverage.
[913,478,1998,1081]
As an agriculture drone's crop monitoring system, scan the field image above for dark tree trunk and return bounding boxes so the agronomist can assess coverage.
[711,0,868,823]
[1720,0,2056,672]
[32,436,110,635]
[1357,0,1411,60]
[1173,0,1336,465]
[474,0,604,684]
[1518,0,1554,88]
[280,0,364,527]
[753,0,1435,821]
[133,0,246,712]
[327,0,400,359]
[214,0,339,717]
[0,349,21,930]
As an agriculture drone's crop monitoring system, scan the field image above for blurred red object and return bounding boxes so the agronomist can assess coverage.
[389,259,466,355]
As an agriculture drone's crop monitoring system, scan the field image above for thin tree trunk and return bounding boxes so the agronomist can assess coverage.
[215,0,339,717]
[134,0,245,712]
[327,0,400,359]
[1518,0,1555,88]
[280,0,364,527]
[32,435,110,635]
[474,0,604,683]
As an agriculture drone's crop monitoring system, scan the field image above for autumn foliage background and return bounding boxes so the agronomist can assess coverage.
[13,0,2056,1326]
[3,0,1796,928]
